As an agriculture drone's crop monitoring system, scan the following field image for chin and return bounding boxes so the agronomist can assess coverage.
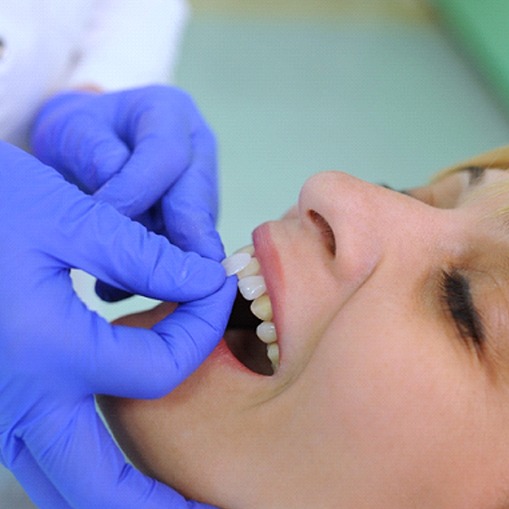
[99,357,233,506]
[98,290,282,508]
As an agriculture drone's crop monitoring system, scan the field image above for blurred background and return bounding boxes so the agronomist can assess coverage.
[3,0,509,506]
[181,0,509,255]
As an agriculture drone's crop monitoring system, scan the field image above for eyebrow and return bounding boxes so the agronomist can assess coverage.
[464,166,486,187]
[379,183,410,195]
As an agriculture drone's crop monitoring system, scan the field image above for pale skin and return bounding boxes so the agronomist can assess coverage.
[100,148,509,509]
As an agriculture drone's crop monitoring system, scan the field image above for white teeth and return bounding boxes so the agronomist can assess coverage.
[221,252,251,276]
[238,275,266,301]
[237,257,260,279]
[256,321,277,344]
[234,244,255,256]
[229,244,280,372]
[266,343,280,370]
[250,294,273,321]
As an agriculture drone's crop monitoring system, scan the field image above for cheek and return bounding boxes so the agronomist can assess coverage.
[305,311,491,499]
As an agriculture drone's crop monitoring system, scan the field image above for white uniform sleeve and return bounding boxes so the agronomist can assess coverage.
[66,0,190,90]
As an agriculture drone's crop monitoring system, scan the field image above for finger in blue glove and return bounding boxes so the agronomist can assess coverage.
[0,142,236,508]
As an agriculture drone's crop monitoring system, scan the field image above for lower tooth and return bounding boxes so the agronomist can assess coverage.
[267,343,280,370]
[256,321,277,343]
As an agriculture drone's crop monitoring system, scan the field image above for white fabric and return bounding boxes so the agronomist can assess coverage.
[0,0,189,148]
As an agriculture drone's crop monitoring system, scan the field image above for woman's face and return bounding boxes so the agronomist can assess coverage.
[102,165,509,509]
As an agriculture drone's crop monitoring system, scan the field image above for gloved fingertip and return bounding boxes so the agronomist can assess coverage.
[191,233,227,263]
[171,228,226,263]
[177,256,227,302]
[95,280,133,302]
[203,230,228,262]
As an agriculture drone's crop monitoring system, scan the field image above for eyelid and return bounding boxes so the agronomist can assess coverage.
[440,269,485,353]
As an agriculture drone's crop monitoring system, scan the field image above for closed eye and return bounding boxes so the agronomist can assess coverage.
[440,269,485,352]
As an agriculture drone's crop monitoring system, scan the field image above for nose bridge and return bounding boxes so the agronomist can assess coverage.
[298,171,445,278]
[299,171,417,230]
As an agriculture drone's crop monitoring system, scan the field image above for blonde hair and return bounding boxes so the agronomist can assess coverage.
[431,145,509,184]
[430,146,509,223]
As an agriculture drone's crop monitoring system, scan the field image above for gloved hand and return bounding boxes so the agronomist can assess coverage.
[31,85,221,301]
[0,142,236,508]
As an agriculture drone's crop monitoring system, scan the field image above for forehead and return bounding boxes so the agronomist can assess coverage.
[409,167,509,213]
[410,142,509,214]
[438,168,509,210]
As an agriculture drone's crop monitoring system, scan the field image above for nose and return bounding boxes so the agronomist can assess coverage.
[298,171,445,284]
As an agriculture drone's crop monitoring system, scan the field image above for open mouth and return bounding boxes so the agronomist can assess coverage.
[224,291,274,376]
[222,246,279,376]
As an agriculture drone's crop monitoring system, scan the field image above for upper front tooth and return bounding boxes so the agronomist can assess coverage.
[234,244,255,256]
[267,342,280,371]
[221,252,251,276]
[237,257,260,278]
[256,321,277,344]
[250,294,273,321]
[238,275,266,300]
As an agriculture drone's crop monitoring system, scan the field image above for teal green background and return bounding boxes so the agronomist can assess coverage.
[432,0,509,116]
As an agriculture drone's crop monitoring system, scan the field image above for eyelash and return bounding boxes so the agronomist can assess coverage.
[440,270,484,352]
[381,181,486,351]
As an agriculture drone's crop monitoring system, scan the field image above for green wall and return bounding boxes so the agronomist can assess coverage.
[433,0,509,113]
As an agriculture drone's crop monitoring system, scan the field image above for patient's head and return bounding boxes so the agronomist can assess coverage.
[100,146,509,509]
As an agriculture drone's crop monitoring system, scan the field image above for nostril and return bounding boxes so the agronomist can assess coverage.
[308,210,336,256]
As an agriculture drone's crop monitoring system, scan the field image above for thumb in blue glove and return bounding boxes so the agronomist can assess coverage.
[0,142,236,508]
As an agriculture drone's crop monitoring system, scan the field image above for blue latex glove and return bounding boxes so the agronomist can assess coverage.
[0,142,236,508]
[31,86,222,301]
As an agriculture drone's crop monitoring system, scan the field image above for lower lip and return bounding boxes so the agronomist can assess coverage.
[211,338,247,370]
[211,338,272,378]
